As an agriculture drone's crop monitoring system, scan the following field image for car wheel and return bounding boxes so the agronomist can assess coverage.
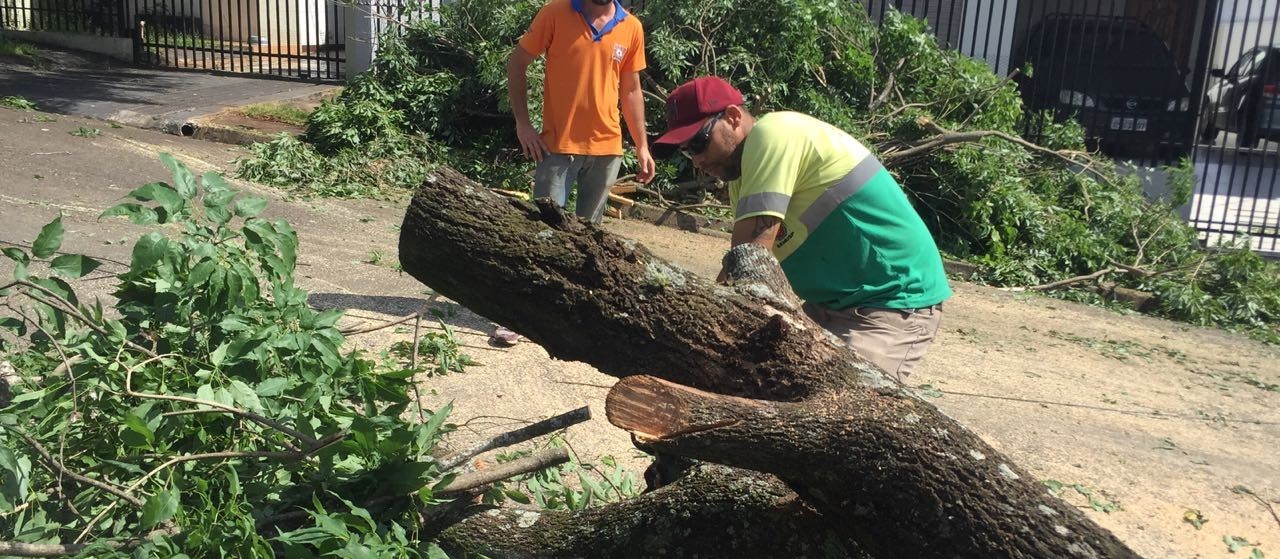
[1201,121,1219,142]
[1200,107,1220,143]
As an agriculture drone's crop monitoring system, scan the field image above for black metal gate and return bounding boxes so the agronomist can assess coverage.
[131,0,347,80]
[867,0,1278,255]
[1189,0,1280,254]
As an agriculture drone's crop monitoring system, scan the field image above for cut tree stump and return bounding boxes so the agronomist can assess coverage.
[399,167,1141,558]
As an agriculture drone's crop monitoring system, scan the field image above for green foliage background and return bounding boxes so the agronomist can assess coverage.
[235,0,1279,343]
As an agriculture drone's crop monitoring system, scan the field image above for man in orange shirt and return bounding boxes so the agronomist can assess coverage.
[507,0,654,224]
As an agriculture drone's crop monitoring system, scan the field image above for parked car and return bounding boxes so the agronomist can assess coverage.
[1012,15,1195,159]
[1199,46,1280,149]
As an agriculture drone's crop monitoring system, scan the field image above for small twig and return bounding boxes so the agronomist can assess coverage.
[2,425,142,508]
[882,119,1100,184]
[439,407,591,471]
[668,203,731,213]
[1230,486,1280,530]
[340,302,433,336]
[869,58,905,111]
[0,526,179,558]
[1012,268,1118,292]
[29,151,72,156]
[410,312,426,423]
[436,448,570,495]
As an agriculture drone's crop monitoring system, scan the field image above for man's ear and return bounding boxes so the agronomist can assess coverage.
[723,105,745,125]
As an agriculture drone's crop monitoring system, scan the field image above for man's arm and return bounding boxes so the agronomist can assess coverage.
[717,215,782,283]
[507,45,549,161]
[620,71,655,183]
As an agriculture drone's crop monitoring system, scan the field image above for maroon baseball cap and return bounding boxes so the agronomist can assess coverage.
[652,76,745,158]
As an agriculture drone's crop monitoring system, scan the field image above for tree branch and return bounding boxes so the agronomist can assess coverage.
[439,407,591,471]
[1,425,143,508]
[437,448,570,495]
[0,527,178,558]
[4,280,157,358]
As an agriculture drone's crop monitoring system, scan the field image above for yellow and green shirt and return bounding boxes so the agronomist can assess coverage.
[729,111,952,310]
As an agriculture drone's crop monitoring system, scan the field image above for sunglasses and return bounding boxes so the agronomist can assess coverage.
[680,111,724,159]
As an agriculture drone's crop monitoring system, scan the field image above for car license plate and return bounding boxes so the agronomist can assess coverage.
[1109,117,1148,131]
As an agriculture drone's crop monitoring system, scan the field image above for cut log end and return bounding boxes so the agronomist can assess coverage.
[606,375,757,440]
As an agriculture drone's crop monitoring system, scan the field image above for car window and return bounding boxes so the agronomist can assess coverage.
[1230,48,1263,77]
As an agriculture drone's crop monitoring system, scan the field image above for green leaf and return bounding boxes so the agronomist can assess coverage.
[0,317,26,337]
[131,232,170,270]
[32,216,64,259]
[2,248,28,265]
[256,377,290,397]
[503,488,531,504]
[234,197,268,218]
[123,412,156,446]
[195,384,217,409]
[1251,548,1265,559]
[218,316,251,332]
[228,379,263,412]
[202,171,232,194]
[49,254,102,279]
[1225,535,1251,553]
[160,153,198,200]
[424,543,450,559]
[209,342,229,368]
[140,489,179,529]
[206,205,232,226]
[203,189,237,210]
[128,182,184,214]
[100,203,159,225]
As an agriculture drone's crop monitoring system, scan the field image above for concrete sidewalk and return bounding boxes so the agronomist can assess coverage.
[0,46,334,138]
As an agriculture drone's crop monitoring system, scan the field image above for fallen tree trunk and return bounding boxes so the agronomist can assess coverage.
[399,167,1140,558]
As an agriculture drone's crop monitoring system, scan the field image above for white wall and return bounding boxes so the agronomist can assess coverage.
[1207,0,1280,72]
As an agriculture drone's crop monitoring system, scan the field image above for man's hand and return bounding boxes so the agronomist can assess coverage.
[516,120,550,162]
[635,145,656,183]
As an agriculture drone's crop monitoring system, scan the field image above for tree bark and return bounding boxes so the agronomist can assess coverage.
[435,464,865,559]
[398,167,1141,558]
[608,376,1136,558]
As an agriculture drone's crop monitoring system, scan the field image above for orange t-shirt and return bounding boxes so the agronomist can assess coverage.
[518,0,646,156]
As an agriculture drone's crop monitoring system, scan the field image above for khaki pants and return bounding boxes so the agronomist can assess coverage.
[803,302,944,382]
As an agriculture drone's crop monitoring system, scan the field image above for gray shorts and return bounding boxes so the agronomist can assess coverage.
[534,153,623,223]
[803,302,944,383]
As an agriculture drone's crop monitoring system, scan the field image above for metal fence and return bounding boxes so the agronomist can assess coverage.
[1,0,128,36]
[865,0,1277,255]
[1,0,349,80]
[1190,0,1280,254]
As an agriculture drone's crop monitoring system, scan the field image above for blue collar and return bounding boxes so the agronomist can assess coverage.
[571,0,627,42]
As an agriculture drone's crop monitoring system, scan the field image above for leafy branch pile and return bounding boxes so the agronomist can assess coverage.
[235,0,1279,342]
[0,156,635,557]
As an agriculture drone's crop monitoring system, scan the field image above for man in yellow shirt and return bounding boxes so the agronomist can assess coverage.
[652,76,951,380]
[507,0,655,223]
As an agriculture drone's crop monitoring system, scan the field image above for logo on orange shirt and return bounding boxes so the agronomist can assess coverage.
[612,43,626,63]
